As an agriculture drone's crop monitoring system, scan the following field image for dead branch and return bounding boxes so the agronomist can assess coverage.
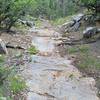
[6,44,25,50]
[58,37,100,46]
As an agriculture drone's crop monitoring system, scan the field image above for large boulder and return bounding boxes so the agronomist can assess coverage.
[83,27,98,38]
[70,14,84,31]
[0,39,8,54]
[71,22,81,31]
[59,13,85,33]
[59,21,75,33]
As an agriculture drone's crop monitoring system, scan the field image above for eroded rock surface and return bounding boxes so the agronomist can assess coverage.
[21,27,99,100]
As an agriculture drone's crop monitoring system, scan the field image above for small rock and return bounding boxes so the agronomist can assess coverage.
[83,27,98,38]
[97,56,100,58]
[0,39,8,54]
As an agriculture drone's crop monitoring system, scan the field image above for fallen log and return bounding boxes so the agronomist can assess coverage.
[58,37,100,46]
[6,44,25,50]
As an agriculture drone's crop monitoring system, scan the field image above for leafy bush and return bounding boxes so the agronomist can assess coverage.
[0,0,34,31]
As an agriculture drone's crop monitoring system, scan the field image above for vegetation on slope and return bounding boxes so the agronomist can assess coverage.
[0,55,26,99]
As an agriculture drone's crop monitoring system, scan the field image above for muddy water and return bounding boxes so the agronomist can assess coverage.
[22,28,99,100]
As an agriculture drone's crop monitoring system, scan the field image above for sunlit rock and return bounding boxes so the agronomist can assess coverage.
[0,39,8,54]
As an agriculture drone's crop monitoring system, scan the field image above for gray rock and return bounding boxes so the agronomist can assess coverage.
[62,21,75,28]
[0,39,8,54]
[60,21,75,33]
[71,22,81,31]
[26,21,35,28]
[97,28,100,33]
[59,14,84,33]
[72,13,84,22]
[18,19,35,27]
[83,27,98,38]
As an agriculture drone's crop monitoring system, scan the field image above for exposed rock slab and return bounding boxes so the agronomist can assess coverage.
[22,55,99,100]
[21,28,99,100]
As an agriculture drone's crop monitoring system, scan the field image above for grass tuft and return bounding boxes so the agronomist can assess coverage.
[67,45,100,70]
[50,15,72,26]
[28,46,38,55]
[9,75,26,94]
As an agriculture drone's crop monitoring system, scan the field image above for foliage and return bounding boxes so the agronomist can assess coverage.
[0,55,8,84]
[0,0,79,29]
[0,55,26,98]
[67,45,100,71]
[0,0,34,31]
[31,0,79,19]
[0,0,99,31]
[0,66,10,84]
[67,45,89,54]
[77,54,100,70]
[28,45,38,55]
[74,0,99,14]
[8,75,26,94]
[35,19,42,27]
[80,0,96,4]
[51,15,72,26]
[0,55,4,63]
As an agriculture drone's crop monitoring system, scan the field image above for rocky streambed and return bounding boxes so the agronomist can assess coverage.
[20,27,99,100]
